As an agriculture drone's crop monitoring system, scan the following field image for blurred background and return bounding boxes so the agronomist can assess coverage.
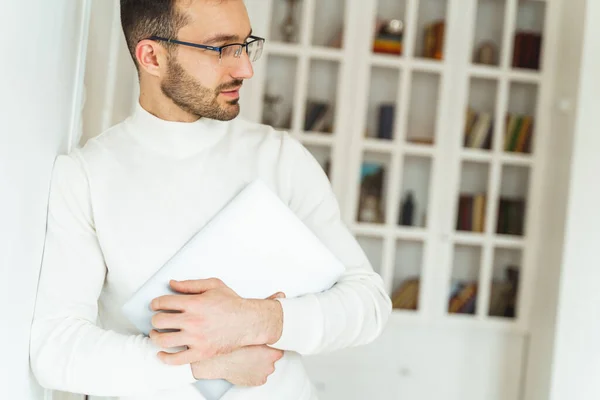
[76,0,597,398]
[2,0,599,399]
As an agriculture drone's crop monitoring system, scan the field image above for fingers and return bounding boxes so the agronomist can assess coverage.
[149,329,190,349]
[270,348,284,362]
[151,311,185,330]
[158,345,218,365]
[255,345,284,361]
[150,295,189,312]
[169,278,225,294]
[265,292,286,300]
[158,348,197,366]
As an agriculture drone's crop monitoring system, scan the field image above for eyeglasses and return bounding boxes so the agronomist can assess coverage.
[148,35,265,65]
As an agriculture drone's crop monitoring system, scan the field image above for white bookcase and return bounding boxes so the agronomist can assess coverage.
[244,0,552,330]
[241,1,557,397]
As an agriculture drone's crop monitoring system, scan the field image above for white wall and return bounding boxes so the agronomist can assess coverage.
[81,0,138,146]
[0,1,91,399]
[522,0,600,399]
[547,0,600,398]
[522,0,586,398]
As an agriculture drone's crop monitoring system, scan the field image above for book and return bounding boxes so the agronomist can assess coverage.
[513,31,542,70]
[377,104,395,140]
[121,179,345,399]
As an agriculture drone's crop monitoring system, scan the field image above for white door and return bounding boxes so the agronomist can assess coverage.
[0,1,91,399]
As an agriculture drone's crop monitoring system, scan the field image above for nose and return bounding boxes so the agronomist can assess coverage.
[231,50,254,80]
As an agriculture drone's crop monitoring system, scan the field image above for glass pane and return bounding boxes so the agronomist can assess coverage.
[304,144,332,181]
[313,0,346,48]
[391,240,423,310]
[488,248,521,318]
[504,82,538,154]
[357,152,391,224]
[262,55,298,130]
[356,236,384,276]
[496,165,529,236]
[472,0,506,66]
[464,78,498,150]
[270,0,305,44]
[365,67,400,140]
[512,0,546,70]
[398,156,432,228]
[304,60,339,134]
[372,0,407,56]
[407,71,440,145]
[415,0,448,59]
[449,245,481,315]
[456,162,490,233]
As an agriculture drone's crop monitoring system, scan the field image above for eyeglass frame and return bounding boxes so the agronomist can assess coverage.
[146,35,265,62]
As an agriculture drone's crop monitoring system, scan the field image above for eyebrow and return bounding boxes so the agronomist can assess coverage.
[203,29,253,45]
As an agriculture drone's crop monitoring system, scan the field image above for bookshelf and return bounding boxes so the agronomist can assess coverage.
[245,0,550,326]
[241,0,555,397]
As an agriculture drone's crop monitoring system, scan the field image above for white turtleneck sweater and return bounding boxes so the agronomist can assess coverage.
[29,104,392,400]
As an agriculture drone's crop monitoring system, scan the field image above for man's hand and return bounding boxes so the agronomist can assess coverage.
[191,345,284,387]
[149,278,284,365]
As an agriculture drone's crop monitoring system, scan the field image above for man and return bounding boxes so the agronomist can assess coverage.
[29,0,392,399]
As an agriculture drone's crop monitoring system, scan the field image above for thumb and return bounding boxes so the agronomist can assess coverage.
[266,292,286,300]
[170,278,225,294]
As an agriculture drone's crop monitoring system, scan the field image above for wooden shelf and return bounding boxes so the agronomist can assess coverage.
[351,223,389,238]
[361,139,436,156]
[292,131,335,147]
[469,64,541,84]
[351,224,429,241]
[500,152,533,166]
[411,58,446,74]
[266,42,344,61]
[453,231,526,248]
[461,148,493,163]
[494,234,526,249]
[266,42,301,57]
[442,313,524,334]
[395,227,428,241]
[310,46,344,61]
[509,68,542,84]
[453,231,486,246]
[362,138,395,153]
[404,143,436,157]
[370,53,406,69]
[460,148,533,166]
[369,54,445,74]
[388,311,526,334]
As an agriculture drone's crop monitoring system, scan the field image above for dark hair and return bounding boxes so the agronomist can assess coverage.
[120,0,190,68]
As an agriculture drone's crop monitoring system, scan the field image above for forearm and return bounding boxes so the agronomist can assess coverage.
[30,317,196,396]
[242,298,284,346]
[269,270,391,355]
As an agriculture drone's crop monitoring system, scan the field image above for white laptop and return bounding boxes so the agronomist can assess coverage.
[121,179,345,399]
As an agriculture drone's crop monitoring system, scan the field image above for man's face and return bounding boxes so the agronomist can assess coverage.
[161,0,254,120]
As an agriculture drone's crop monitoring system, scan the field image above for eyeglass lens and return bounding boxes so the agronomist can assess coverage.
[221,40,264,63]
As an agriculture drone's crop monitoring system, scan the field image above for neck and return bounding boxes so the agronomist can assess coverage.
[138,80,200,123]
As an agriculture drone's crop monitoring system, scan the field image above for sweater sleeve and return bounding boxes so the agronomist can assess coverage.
[269,136,392,355]
[29,153,196,397]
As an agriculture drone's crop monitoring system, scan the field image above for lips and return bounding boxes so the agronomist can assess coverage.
[221,86,241,94]
[220,87,241,100]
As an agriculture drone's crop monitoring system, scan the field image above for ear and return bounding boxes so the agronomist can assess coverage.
[135,39,168,77]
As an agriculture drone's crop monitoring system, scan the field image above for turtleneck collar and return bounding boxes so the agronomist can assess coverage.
[125,102,228,158]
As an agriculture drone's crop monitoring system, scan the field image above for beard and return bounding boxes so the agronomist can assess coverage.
[160,57,242,121]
